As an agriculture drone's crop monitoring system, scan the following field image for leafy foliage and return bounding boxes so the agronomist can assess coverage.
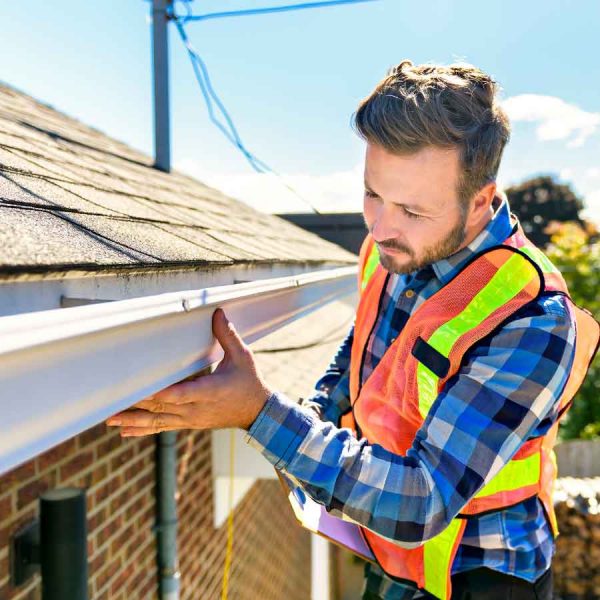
[506,176,585,247]
[544,223,600,440]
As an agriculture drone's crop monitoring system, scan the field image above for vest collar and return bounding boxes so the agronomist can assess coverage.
[430,192,516,286]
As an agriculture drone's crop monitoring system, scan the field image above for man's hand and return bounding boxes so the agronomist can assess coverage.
[105,308,273,436]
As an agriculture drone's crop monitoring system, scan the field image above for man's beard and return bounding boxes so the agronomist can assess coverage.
[376,214,468,275]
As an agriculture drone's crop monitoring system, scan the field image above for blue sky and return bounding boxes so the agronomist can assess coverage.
[2,0,599,221]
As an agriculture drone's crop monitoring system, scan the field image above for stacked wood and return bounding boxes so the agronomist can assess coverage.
[553,477,600,599]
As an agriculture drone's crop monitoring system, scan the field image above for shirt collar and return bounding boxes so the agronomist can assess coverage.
[429,192,515,286]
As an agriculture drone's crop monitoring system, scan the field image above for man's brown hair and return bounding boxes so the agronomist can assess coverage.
[353,60,511,209]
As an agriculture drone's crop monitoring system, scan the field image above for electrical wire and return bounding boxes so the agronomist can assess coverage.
[173,0,379,24]
[165,0,380,213]
[170,14,322,213]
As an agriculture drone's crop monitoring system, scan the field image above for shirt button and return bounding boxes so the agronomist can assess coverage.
[405,289,415,298]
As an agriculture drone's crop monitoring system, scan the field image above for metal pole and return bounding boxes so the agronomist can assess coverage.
[152,0,172,172]
[157,431,180,600]
[152,5,178,597]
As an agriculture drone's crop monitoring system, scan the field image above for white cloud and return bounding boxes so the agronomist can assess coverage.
[586,167,600,178]
[176,159,364,214]
[582,188,600,225]
[501,94,600,148]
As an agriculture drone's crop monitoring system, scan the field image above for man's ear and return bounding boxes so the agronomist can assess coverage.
[467,182,497,227]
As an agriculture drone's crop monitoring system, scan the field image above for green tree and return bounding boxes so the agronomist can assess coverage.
[545,223,600,440]
[506,176,585,247]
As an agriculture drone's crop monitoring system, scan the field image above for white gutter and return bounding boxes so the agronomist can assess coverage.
[0,266,356,476]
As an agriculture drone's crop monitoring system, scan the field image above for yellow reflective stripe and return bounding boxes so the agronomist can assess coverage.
[422,456,541,599]
[417,252,537,417]
[361,244,380,290]
[519,246,560,275]
[423,518,464,600]
[474,452,541,498]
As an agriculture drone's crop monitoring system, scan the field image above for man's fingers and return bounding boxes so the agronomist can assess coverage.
[134,395,190,413]
[120,425,181,437]
[139,377,216,406]
[212,308,249,364]
[106,409,185,430]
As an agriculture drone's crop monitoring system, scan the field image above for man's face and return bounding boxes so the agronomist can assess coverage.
[363,143,469,275]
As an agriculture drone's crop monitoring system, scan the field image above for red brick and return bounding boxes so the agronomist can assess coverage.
[0,525,8,549]
[37,437,77,472]
[94,475,122,506]
[88,506,107,534]
[78,423,107,448]
[59,450,95,482]
[75,463,108,490]
[110,447,135,471]
[96,514,123,548]
[94,587,110,600]
[90,547,108,574]
[134,472,153,495]
[124,457,147,481]
[124,501,142,522]
[97,433,123,458]
[139,575,158,600]
[109,481,143,514]
[95,554,123,592]
[17,478,51,511]
[0,551,9,583]
[125,567,147,597]
[0,494,14,520]
[136,505,155,531]
[110,563,134,596]
[0,461,36,495]
[110,523,135,557]
[122,530,145,559]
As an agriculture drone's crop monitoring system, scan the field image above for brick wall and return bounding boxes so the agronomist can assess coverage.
[0,424,156,600]
[0,425,311,600]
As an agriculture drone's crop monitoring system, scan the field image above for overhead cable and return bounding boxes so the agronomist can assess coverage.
[174,0,379,24]
[166,0,379,214]
[171,15,323,213]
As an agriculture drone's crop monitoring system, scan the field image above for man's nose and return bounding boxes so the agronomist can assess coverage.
[370,205,399,243]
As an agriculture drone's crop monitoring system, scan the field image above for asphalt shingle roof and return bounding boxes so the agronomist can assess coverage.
[0,83,356,275]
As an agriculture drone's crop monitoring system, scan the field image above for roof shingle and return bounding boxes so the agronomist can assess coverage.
[0,83,357,275]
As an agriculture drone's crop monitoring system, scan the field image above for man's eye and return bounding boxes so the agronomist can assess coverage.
[403,207,424,220]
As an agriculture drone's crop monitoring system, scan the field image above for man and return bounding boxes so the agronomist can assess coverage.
[106,61,599,599]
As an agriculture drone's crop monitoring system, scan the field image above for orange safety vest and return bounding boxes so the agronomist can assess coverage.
[340,227,600,600]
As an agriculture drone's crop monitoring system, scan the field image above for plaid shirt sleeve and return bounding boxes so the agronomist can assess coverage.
[298,323,353,425]
[245,295,576,546]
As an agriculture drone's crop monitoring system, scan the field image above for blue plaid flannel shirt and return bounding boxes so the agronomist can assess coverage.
[245,198,576,599]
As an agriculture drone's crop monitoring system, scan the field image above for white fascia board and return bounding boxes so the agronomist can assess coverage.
[0,266,356,476]
[0,262,345,317]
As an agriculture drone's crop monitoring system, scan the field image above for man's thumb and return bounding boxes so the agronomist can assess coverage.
[212,308,247,360]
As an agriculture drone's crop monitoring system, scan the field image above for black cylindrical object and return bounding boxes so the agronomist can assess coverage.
[40,488,88,600]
